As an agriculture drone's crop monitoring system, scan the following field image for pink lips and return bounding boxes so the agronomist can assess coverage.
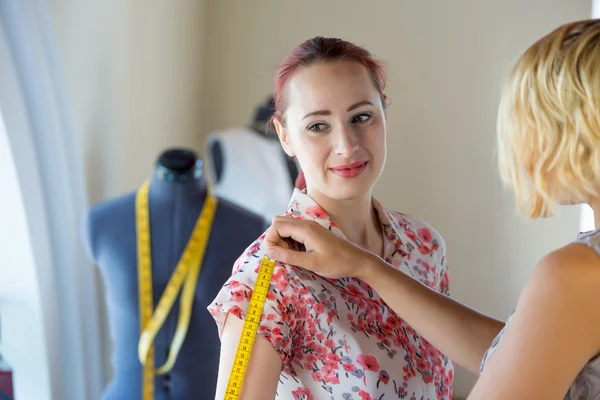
[329,161,368,178]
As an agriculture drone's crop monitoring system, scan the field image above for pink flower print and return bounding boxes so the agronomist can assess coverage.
[443,372,451,387]
[314,303,325,314]
[386,315,402,330]
[322,366,340,384]
[231,289,245,302]
[417,358,431,374]
[229,305,242,320]
[342,363,355,372]
[292,388,314,400]
[418,245,432,255]
[346,284,362,297]
[305,205,327,220]
[422,371,434,384]
[405,230,417,242]
[358,390,372,400]
[247,242,260,256]
[324,359,338,370]
[359,279,372,292]
[421,261,432,273]
[378,369,390,384]
[423,341,440,360]
[327,311,336,325]
[311,371,323,383]
[417,228,432,243]
[357,354,380,372]
[276,278,289,292]
[315,344,328,358]
[305,354,318,364]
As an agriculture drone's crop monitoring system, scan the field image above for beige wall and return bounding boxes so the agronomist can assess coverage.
[202,1,590,397]
[49,0,592,398]
[50,0,206,203]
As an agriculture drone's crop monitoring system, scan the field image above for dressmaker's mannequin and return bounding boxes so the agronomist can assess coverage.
[204,96,299,223]
[83,149,265,399]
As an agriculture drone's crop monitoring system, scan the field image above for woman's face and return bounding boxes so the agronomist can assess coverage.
[275,61,387,201]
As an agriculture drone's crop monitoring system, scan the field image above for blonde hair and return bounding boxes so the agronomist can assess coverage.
[497,19,600,218]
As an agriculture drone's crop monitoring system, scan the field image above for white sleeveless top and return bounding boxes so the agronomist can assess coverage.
[203,128,295,223]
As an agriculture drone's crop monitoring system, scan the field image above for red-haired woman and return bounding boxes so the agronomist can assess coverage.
[209,37,454,399]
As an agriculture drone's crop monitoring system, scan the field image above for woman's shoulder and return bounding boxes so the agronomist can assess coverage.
[223,230,320,298]
[208,230,317,343]
[519,241,600,331]
[535,239,600,285]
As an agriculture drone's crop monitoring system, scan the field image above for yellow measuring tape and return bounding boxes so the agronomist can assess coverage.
[135,179,217,400]
[224,255,276,399]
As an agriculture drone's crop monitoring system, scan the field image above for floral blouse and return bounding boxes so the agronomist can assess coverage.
[208,189,454,399]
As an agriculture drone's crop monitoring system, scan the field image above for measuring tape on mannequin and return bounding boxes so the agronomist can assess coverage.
[224,255,277,399]
[135,179,217,400]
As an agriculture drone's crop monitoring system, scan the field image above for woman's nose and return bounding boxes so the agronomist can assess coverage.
[333,126,359,156]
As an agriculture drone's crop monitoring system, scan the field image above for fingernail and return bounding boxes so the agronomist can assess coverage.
[266,247,279,259]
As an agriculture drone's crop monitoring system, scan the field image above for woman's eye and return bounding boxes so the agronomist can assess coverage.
[307,123,327,132]
[352,113,371,124]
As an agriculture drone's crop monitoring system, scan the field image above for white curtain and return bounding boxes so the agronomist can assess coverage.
[0,1,104,399]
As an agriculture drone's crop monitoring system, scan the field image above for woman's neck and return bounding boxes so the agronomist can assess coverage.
[307,188,383,257]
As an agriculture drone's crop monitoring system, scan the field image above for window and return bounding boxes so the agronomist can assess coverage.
[580,204,595,233]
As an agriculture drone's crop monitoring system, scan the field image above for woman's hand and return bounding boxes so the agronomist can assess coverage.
[264,216,376,280]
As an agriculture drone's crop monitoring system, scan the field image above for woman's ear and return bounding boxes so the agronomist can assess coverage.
[274,118,295,157]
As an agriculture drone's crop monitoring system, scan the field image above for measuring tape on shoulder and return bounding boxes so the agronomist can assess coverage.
[224,255,277,399]
[135,179,217,400]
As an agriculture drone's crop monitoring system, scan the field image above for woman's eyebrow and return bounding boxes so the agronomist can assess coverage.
[302,100,374,120]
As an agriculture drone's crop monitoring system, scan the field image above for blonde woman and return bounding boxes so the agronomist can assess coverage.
[265,19,600,399]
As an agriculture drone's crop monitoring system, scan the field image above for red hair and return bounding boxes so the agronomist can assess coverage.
[295,172,306,190]
[274,37,388,191]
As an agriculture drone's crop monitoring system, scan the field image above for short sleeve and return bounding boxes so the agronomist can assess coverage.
[207,239,298,365]
[437,238,451,296]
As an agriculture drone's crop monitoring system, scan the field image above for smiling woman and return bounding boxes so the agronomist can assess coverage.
[208,37,453,400]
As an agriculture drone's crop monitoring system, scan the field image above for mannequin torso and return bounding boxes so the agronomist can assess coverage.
[204,97,299,224]
[83,149,265,399]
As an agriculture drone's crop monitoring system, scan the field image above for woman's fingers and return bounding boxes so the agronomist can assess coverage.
[265,245,312,268]
[265,217,315,248]
[263,234,290,250]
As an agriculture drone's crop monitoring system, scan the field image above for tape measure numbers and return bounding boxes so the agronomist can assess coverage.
[224,256,277,399]
[135,179,217,400]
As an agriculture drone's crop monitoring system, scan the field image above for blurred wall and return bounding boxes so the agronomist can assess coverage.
[49,0,206,203]
[201,1,590,397]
